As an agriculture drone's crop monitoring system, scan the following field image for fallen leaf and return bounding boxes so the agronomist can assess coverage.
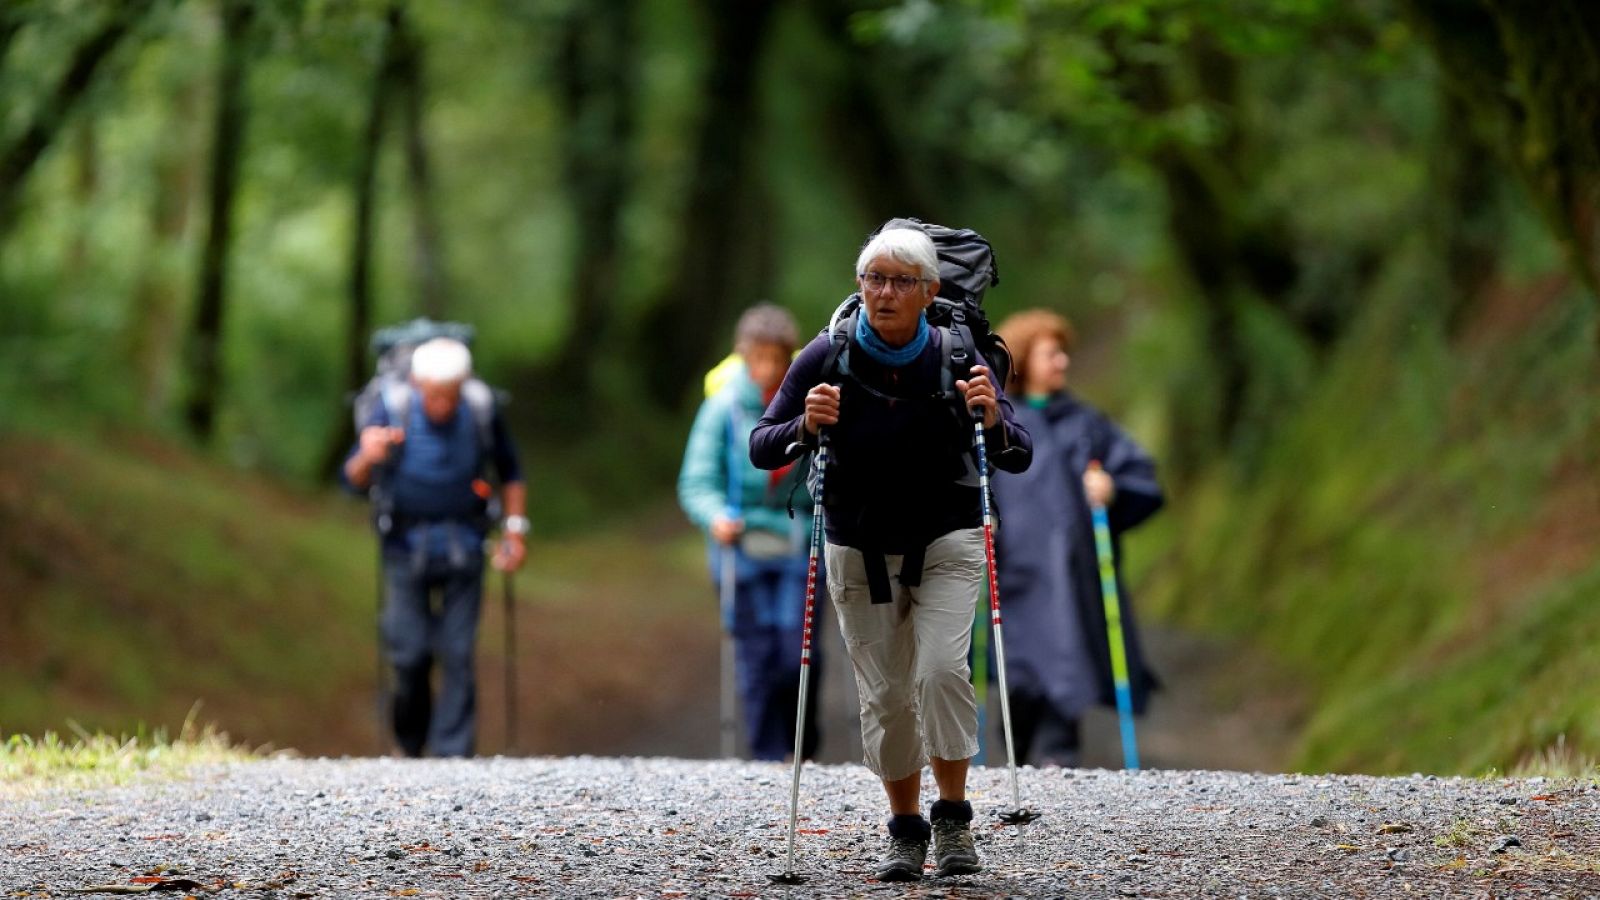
[1378,823,1413,834]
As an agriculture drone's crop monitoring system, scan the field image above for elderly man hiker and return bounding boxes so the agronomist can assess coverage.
[344,336,526,758]
[751,225,1032,881]
[678,304,822,762]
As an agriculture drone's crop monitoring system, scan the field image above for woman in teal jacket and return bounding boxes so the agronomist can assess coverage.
[678,304,820,760]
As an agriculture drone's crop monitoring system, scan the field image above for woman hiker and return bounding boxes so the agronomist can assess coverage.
[751,225,1032,881]
[991,308,1164,767]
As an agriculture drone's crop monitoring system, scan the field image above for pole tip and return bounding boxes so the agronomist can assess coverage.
[998,808,1042,825]
[767,872,807,885]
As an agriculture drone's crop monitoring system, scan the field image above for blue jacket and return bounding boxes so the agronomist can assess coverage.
[679,361,810,542]
[992,392,1162,716]
[679,361,811,631]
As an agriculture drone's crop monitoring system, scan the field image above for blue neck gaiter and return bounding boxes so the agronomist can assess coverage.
[855,311,929,367]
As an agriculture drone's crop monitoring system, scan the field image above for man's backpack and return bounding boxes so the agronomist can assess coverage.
[352,317,498,453]
[820,217,1011,409]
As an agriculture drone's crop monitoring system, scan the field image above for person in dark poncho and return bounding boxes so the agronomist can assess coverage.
[991,309,1164,767]
[751,226,1032,882]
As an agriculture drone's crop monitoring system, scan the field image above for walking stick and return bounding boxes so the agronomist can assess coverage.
[1088,461,1140,770]
[768,432,828,886]
[718,547,739,758]
[503,567,518,754]
[973,417,1040,825]
[374,544,390,754]
[719,413,743,759]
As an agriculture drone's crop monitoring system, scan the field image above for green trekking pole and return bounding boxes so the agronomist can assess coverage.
[1088,461,1140,770]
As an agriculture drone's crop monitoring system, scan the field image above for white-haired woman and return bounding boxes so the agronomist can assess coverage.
[751,226,1032,881]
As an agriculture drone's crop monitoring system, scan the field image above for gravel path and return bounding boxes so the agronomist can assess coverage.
[4,757,1597,898]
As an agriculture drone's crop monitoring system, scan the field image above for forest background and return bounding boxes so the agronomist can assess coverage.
[1,0,1597,777]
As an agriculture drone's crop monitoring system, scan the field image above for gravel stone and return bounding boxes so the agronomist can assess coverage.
[2,758,1597,897]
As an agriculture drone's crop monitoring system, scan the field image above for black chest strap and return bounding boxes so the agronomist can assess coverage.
[862,544,928,604]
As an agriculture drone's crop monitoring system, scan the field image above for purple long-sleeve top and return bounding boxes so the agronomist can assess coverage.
[749,328,1031,554]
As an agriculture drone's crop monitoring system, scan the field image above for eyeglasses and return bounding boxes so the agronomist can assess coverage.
[859,272,929,294]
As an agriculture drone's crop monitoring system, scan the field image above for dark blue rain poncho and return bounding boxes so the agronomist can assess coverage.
[992,392,1163,718]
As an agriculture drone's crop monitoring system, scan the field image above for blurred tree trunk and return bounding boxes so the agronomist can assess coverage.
[319,4,406,479]
[803,0,941,221]
[1109,33,1310,472]
[1405,0,1600,304]
[1432,89,1502,334]
[66,121,99,275]
[1110,38,1250,469]
[0,0,151,235]
[635,0,782,409]
[392,8,449,319]
[128,83,202,424]
[0,13,21,64]
[183,0,253,442]
[534,0,638,419]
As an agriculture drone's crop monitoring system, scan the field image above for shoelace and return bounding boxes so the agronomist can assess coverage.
[886,836,926,860]
[933,822,974,849]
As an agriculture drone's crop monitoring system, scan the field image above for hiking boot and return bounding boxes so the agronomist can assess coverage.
[875,834,928,882]
[931,800,982,877]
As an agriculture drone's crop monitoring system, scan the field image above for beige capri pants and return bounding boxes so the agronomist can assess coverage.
[825,528,984,781]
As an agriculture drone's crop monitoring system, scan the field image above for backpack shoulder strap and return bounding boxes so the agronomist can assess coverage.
[460,378,496,456]
[367,381,413,533]
[942,307,981,409]
[380,380,412,427]
[819,294,861,386]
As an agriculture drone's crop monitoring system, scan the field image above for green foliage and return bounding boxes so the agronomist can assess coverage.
[1141,275,1600,774]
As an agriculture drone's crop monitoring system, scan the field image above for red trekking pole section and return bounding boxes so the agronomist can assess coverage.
[771,432,829,886]
[973,418,1039,826]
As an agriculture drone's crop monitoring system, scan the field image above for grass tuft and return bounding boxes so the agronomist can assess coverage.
[0,704,266,793]
[1508,734,1600,781]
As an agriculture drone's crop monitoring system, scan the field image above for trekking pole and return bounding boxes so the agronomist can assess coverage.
[768,432,828,886]
[1088,461,1140,770]
[719,413,742,759]
[718,546,738,758]
[503,567,519,754]
[374,544,389,755]
[973,417,1040,825]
